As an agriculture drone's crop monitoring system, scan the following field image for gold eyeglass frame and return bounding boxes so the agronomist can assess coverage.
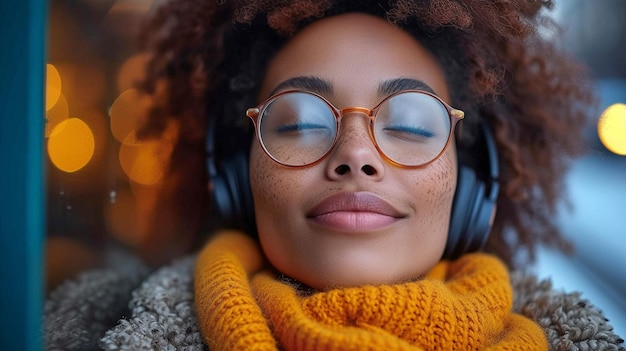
[246,89,464,168]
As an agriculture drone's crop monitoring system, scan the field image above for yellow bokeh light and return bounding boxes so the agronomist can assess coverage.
[46,64,62,111]
[118,131,170,186]
[109,88,148,144]
[48,118,95,172]
[45,93,69,137]
[598,103,626,156]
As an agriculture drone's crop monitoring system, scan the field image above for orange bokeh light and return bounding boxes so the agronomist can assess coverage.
[46,64,62,111]
[118,131,170,186]
[109,88,149,144]
[48,118,95,173]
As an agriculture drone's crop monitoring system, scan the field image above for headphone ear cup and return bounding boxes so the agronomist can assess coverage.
[211,170,234,221]
[213,151,255,232]
[231,151,254,231]
[445,122,500,260]
[206,102,256,232]
[465,184,495,253]
[445,166,481,259]
[220,157,242,221]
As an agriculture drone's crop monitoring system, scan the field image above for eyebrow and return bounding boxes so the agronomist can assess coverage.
[270,76,436,98]
[270,76,333,95]
[378,78,435,96]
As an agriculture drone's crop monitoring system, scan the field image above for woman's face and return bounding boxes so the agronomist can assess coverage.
[250,13,457,290]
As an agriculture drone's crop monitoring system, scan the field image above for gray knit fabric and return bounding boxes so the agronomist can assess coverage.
[99,256,203,351]
[44,248,149,351]
[45,254,625,351]
[512,272,625,351]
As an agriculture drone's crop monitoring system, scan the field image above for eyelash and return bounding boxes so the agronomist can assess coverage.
[276,122,329,132]
[383,125,435,138]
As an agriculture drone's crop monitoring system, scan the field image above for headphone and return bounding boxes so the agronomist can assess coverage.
[443,123,500,259]
[206,115,500,260]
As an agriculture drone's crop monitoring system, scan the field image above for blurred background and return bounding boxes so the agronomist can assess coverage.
[40,0,625,338]
[532,0,626,338]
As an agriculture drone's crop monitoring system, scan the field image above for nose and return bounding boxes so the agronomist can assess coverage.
[325,114,385,181]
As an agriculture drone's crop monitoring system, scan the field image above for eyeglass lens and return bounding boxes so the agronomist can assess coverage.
[257,91,452,167]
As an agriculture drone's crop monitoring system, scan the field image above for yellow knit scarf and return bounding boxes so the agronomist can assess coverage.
[194,231,547,351]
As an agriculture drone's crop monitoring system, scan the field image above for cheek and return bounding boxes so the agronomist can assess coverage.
[249,144,298,226]
[249,143,305,274]
[250,145,278,211]
[411,153,457,223]
[434,158,457,208]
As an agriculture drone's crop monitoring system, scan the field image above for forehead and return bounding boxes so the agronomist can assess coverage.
[260,13,451,103]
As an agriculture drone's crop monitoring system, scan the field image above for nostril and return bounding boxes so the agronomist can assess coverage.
[361,165,376,176]
[335,164,350,175]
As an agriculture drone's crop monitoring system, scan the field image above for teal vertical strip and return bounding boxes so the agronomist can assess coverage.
[0,0,47,350]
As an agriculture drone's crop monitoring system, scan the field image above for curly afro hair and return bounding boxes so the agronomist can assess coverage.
[134,0,594,267]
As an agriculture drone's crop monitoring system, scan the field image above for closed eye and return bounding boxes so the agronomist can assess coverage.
[276,123,330,133]
[383,125,435,138]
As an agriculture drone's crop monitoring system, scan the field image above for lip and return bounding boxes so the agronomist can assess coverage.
[307,192,406,232]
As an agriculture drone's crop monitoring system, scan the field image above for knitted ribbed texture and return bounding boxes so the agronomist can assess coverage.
[194,230,278,350]
[194,231,548,351]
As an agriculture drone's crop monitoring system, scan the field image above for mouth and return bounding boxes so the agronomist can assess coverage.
[306,192,406,232]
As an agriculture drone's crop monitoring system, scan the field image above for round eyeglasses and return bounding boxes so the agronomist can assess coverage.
[246,89,464,168]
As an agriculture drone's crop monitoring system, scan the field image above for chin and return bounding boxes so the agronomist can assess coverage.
[298,267,421,291]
